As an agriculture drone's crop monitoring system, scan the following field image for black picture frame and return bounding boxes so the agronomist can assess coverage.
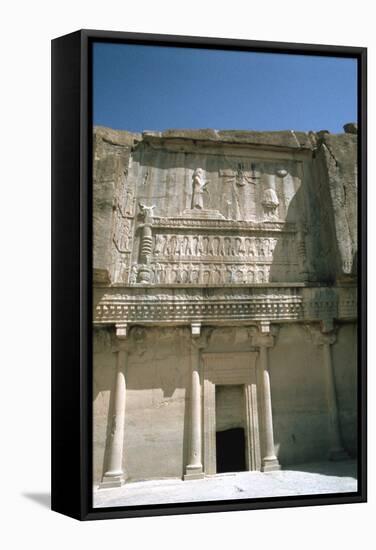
[51,29,367,521]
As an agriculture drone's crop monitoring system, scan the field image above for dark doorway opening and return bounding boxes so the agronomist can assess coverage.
[216,427,246,473]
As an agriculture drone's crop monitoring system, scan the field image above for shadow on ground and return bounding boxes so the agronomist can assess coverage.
[22,493,51,509]
[287,459,357,478]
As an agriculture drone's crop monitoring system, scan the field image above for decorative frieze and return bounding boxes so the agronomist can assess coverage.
[94,290,303,324]
[153,234,285,260]
[134,260,300,285]
[93,285,356,325]
[303,288,339,321]
[151,217,296,232]
[338,287,357,319]
[132,230,300,285]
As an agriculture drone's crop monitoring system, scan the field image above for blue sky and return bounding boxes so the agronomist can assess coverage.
[93,42,357,134]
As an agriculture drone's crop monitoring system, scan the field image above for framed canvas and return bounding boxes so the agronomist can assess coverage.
[51,29,367,520]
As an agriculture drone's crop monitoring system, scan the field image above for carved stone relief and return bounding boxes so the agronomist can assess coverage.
[111,175,136,283]
[152,234,282,260]
[262,188,280,220]
[109,142,307,286]
[131,228,300,284]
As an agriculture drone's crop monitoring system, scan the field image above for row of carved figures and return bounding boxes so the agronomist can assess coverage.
[153,234,294,259]
[129,262,289,285]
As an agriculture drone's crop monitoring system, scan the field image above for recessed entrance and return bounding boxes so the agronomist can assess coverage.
[215,384,246,473]
[203,353,261,474]
[216,427,246,473]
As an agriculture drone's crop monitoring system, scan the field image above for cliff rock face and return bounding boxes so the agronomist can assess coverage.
[92,125,358,486]
[93,125,357,286]
[93,126,140,282]
[312,131,358,280]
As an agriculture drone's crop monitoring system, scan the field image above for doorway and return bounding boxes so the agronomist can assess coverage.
[202,352,261,474]
[215,385,246,473]
[216,427,246,473]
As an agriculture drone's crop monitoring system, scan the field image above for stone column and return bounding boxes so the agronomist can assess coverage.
[137,203,155,283]
[184,323,205,480]
[101,323,129,488]
[317,329,349,461]
[253,323,280,472]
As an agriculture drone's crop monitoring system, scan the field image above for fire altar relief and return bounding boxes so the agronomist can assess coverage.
[112,160,309,285]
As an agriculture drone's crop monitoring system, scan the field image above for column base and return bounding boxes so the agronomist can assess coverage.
[100,471,126,489]
[329,448,350,461]
[261,457,281,472]
[184,465,204,481]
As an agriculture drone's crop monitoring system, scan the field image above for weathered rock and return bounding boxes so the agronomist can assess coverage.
[343,122,357,134]
[142,128,314,149]
[313,132,358,280]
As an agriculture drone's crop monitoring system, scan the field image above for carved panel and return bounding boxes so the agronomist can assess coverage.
[132,229,300,284]
[111,170,137,284]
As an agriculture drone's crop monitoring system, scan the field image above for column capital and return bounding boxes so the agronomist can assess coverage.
[113,323,132,352]
[191,325,211,350]
[115,323,128,340]
[253,333,274,348]
[306,324,337,346]
[191,322,201,338]
[249,322,277,348]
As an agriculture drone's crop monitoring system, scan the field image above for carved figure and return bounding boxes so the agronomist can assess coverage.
[169,235,178,256]
[139,202,156,223]
[176,237,183,256]
[185,236,192,256]
[191,168,209,210]
[129,263,138,284]
[219,264,227,284]
[211,236,220,256]
[247,269,254,283]
[190,265,199,284]
[223,237,232,256]
[262,188,279,220]
[154,234,165,256]
[192,236,199,256]
[124,188,135,216]
[200,236,209,256]
[234,237,245,257]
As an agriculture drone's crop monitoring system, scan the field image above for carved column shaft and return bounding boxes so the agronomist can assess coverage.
[321,334,349,460]
[253,326,281,472]
[140,224,153,260]
[184,323,204,480]
[101,324,128,488]
[259,345,280,471]
[190,357,202,464]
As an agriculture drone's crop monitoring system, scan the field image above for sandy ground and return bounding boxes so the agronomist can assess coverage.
[93,459,357,508]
